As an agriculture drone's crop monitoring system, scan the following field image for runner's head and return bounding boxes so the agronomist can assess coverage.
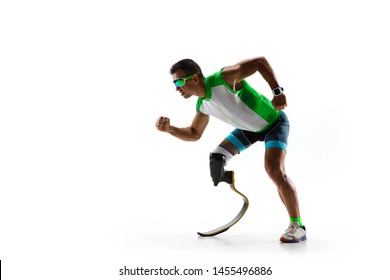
[170,59,204,99]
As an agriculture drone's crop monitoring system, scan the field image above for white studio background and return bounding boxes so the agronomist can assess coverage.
[1,0,389,279]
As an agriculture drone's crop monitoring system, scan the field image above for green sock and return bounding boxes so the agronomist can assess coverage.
[290,217,303,227]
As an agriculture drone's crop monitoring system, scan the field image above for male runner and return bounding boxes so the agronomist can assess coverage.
[155,57,306,243]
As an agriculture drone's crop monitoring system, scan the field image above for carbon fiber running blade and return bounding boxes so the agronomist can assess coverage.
[197,172,249,237]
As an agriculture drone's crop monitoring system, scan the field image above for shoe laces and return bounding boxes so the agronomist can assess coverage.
[285,222,299,234]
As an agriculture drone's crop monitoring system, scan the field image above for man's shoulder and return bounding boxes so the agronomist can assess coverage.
[196,96,205,111]
[205,69,224,86]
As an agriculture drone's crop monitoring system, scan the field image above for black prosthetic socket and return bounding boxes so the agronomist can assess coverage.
[209,153,233,186]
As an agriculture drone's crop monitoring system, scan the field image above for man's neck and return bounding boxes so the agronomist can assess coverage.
[195,80,206,99]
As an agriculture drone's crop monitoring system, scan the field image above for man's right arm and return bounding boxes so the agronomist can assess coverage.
[155,110,209,141]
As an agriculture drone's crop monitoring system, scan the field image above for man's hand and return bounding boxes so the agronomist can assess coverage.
[155,116,171,132]
[272,94,287,110]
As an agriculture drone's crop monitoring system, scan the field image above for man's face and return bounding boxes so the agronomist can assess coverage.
[172,70,196,99]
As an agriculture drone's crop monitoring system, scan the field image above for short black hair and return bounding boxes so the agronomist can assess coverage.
[170,59,204,78]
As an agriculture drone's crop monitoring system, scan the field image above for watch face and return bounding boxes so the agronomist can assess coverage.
[273,87,283,95]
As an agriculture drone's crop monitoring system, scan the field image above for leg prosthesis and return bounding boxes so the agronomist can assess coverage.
[198,154,249,237]
[209,153,233,186]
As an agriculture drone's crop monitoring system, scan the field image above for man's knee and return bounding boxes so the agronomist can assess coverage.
[265,163,288,185]
[264,148,288,185]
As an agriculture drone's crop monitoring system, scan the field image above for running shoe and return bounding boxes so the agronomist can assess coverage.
[279,221,307,243]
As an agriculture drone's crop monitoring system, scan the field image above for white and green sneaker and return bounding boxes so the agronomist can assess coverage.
[280,221,307,243]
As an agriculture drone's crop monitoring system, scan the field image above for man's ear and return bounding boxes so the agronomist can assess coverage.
[193,74,200,83]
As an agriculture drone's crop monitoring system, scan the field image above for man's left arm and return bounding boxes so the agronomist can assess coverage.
[222,56,287,110]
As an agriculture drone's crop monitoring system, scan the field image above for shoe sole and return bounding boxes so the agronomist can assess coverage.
[280,235,307,243]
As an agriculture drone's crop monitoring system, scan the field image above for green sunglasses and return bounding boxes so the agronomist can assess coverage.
[173,73,199,87]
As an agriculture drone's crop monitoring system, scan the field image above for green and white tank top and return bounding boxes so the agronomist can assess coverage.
[196,69,280,132]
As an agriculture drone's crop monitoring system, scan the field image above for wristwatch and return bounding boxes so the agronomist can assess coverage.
[272,86,284,96]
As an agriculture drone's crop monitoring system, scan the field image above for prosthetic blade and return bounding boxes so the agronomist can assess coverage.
[197,172,249,237]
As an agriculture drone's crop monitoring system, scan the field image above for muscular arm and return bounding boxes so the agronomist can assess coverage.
[222,56,287,110]
[222,56,279,89]
[156,110,209,141]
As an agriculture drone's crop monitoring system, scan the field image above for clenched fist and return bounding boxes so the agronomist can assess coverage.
[155,116,171,132]
[272,93,288,110]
